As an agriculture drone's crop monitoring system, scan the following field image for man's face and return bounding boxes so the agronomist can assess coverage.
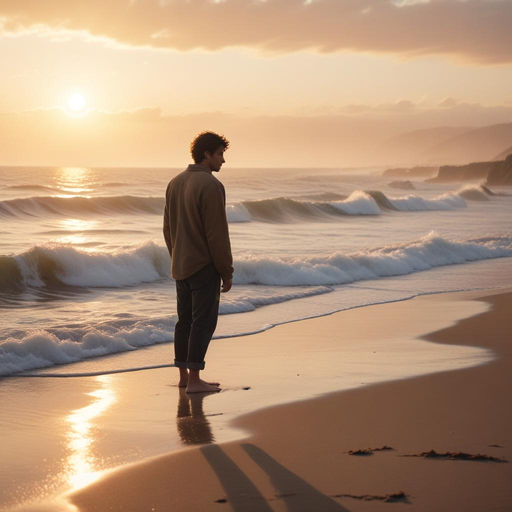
[204,146,226,172]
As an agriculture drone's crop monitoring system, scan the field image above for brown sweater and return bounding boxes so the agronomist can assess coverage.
[163,164,234,281]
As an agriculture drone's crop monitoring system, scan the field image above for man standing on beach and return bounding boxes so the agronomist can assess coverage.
[163,131,233,393]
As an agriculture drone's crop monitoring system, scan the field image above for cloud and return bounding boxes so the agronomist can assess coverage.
[0,0,511,64]
[438,97,459,108]
[340,99,416,115]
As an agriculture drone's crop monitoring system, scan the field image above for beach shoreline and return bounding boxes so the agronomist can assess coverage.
[51,287,512,512]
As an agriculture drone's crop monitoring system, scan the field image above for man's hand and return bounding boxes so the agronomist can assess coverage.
[221,278,232,293]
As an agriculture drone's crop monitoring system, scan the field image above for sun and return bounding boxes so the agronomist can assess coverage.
[68,93,86,111]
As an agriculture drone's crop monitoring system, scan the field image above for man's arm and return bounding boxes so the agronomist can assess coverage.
[201,183,234,288]
[163,184,173,257]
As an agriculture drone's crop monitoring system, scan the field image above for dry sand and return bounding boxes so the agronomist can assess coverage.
[66,288,512,512]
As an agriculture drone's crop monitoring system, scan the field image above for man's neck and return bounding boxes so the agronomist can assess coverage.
[188,163,212,173]
[198,161,213,172]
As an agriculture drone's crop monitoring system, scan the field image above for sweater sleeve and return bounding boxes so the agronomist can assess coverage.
[201,182,234,281]
[163,183,173,258]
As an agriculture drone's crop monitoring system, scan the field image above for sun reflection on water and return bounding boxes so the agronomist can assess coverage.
[55,218,99,245]
[55,167,94,194]
[65,376,116,491]
[60,219,97,231]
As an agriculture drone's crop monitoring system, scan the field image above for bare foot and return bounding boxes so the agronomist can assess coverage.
[201,378,220,386]
[186,380,221,393]
[179,378,220,388]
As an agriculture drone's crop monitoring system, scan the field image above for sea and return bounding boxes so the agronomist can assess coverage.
[1,165,512,378]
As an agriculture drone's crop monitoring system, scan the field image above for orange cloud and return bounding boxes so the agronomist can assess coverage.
[0,0,511,64]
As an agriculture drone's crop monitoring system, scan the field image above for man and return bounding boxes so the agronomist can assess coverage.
[163,131,233,393]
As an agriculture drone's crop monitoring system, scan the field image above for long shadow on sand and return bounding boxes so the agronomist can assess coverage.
[242,443,348,511]
[201,444,273,512]
[201,443,348,511]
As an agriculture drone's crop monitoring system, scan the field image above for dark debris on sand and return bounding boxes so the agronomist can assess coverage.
[332,491,409,503]
[347,445,394,456]
[214,498,228,503]
[402,449,508,463]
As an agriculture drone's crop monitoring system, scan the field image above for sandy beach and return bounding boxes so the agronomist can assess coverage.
[36,287,509,512]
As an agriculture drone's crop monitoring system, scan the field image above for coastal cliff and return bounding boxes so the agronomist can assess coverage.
[427,162,492,183]
[486,154,512,186]
[426,155,512,185]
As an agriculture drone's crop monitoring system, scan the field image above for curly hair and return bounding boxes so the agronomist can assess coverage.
[190,131,230,164]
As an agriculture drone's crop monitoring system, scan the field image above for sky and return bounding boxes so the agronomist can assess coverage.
[1,0,511,167]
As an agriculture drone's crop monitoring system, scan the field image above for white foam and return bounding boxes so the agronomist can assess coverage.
[329,190,381,215]
[457,184,490,201]
[14,241,169,288]
[0,286,333,376]
[8,233,512,291]
[387,193,467,211]
[226,203,251,223]
[0,317,174,376]
[220,286,333,313]
[233,232,512,286]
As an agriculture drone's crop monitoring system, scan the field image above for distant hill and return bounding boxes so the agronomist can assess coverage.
[375,126,472,166]
[493,144,512,161]
[419,122,512,165]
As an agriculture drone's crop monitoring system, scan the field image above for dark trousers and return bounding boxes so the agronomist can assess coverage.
[174,263,221,370]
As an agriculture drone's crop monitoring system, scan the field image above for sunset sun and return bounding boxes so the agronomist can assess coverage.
[68,93,86,111]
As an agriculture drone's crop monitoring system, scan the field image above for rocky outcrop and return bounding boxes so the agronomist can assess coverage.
[389,180,415,190]
[486,154,512,186]
[382,166,438,178]
[427,162,492,183]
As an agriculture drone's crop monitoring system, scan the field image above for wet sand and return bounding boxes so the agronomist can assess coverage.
[65,288,512,512]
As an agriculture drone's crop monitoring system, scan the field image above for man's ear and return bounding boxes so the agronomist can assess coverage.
[204,151,211,160]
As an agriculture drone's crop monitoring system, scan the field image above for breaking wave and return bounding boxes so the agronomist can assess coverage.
[0,195,164,218]
[227,186,501,222]
[2,232,512,375]
[0,286,333,376]
[233,232,512,285]
[0,241,170,291]
[2,233,511,294]
[0,185,501,223]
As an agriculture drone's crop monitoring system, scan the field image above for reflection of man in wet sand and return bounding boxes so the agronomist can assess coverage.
[163,131,233,393]
[176,388,215,445]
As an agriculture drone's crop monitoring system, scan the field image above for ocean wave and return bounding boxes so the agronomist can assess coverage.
[385,185,500,210]
[2,234,512,293]
[0,195,164,218]
[385,192,467,211]
[1,241,169,291]
[6,184,61,192]
[456,184,491,201]
[227,191,380,223]
[227,187,500,223]
[0,286,333,376]
[233,232,512,285]
[0,185,501,222]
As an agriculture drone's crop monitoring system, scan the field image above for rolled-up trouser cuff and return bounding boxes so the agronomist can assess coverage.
[174,359,205,371]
